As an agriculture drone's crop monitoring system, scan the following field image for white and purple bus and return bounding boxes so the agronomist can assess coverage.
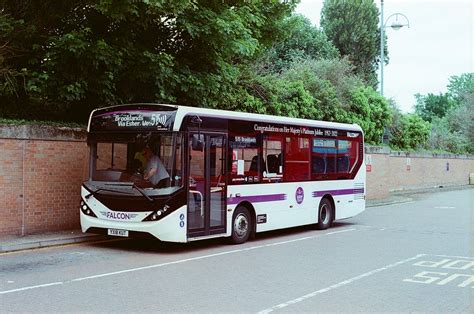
[80,104,365,244]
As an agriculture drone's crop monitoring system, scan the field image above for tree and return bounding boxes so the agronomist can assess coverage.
[428,96,473,154]
[0,0,297,122]
[229,57,391,145]
[257,14,339,73]
[389,113,430,150]
[320,0,384,88]
[414,92,457,123]
[347,85,391,144]
[447,73,474,104]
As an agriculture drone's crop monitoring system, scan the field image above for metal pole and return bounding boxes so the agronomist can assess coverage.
[380,0,384,97]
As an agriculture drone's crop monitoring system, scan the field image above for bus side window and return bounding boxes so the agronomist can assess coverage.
[262,136,283,182]
[337,156,350,173]
[326,157,336,173]
[228,133,259,184]
[249,155,266,174]
[312,156,326,174]
[266,154,280,173]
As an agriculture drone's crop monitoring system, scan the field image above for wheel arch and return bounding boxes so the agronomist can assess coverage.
[321,194,336,222]
[235,201,256,237]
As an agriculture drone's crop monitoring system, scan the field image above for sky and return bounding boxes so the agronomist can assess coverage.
[295,0,473,112]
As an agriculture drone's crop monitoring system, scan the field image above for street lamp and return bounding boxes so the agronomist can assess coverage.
[380,0,410,97]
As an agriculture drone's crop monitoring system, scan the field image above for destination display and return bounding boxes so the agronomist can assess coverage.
[90,110,176,132]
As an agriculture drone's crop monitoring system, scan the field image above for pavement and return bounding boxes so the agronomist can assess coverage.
[0,185,471,254]
[0,230,108,254]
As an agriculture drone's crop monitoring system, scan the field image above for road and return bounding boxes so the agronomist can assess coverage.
[1,188,473,312]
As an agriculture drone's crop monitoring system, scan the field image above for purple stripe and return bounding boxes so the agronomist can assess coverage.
[227,194,287,205]
[312,188,365,197]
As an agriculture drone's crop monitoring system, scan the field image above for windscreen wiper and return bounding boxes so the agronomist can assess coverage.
[131,183,154,203]
[85,188,133,200]
[102,182,154,204]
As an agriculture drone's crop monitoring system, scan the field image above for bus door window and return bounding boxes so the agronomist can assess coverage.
[209,135,226,229]
[284,137,310,182]
[262,136,283,182]
[188,135,206,229]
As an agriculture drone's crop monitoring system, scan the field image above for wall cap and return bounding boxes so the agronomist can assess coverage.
[365,145,473,160]
[0,125,86,142]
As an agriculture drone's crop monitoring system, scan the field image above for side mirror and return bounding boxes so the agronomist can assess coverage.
[192,134,204,151]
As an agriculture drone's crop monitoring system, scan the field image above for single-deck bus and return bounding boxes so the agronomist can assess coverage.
[80,104,365,244]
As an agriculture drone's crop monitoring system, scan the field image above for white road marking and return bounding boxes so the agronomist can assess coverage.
[72,228,357,282]
[426,254,474,260]
[0,282,63,295]
[258,254,426,314]
[0,228,358,295]
[326,228,356,235]
[434,206,456,209]
[370,201,415,208]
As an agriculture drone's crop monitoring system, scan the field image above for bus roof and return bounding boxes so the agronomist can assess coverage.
[88,103,363,133]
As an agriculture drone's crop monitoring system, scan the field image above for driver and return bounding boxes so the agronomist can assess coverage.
[142,146,170,187]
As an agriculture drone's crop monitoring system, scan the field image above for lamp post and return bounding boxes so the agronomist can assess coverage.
[380,0,410,97]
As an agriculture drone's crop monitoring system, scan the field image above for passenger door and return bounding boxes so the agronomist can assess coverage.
[188,133,226,237]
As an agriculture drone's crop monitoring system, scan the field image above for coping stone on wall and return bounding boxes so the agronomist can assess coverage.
[365,145,473,160]
[365,145,390,155]
[0,125,86,142]
[389,150,472,159]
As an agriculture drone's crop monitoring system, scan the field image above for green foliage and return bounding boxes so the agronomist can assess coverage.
[389,112,430,150]
[427,96,474,154]
[225,57,392,145]
[429,117,471,154]
[303,57,364,107]
[414,92,457,123]
[257,14,339,73]
[447,73,474,104]
[321,0,383,88]
[0,0,297,122]
[347,86,391,144]
[413,73,473,153]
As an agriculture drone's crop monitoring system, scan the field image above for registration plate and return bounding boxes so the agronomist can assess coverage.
[107,228,129,237]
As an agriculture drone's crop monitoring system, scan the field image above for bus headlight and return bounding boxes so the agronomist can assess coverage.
[80,199,97,218]
[143,206,170,222]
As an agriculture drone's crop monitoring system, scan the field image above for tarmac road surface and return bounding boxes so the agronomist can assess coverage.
[1,188,473,312]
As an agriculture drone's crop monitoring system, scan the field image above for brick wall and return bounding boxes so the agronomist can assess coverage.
[366,146,474,199]
[0,126,87,236]
[1,125,473,236]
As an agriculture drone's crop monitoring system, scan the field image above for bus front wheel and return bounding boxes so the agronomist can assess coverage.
[316,198,333,230]
[231,206,251,244]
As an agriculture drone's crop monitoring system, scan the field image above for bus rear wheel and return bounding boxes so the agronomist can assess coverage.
[316,198,333,230]
[230,206,251,244]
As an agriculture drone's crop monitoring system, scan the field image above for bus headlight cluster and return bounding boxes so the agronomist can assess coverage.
[80,200,97,218]
[143,205,170,222]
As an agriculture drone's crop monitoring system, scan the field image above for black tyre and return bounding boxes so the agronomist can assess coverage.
[316,198,333,230]
[230,206,252,244]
